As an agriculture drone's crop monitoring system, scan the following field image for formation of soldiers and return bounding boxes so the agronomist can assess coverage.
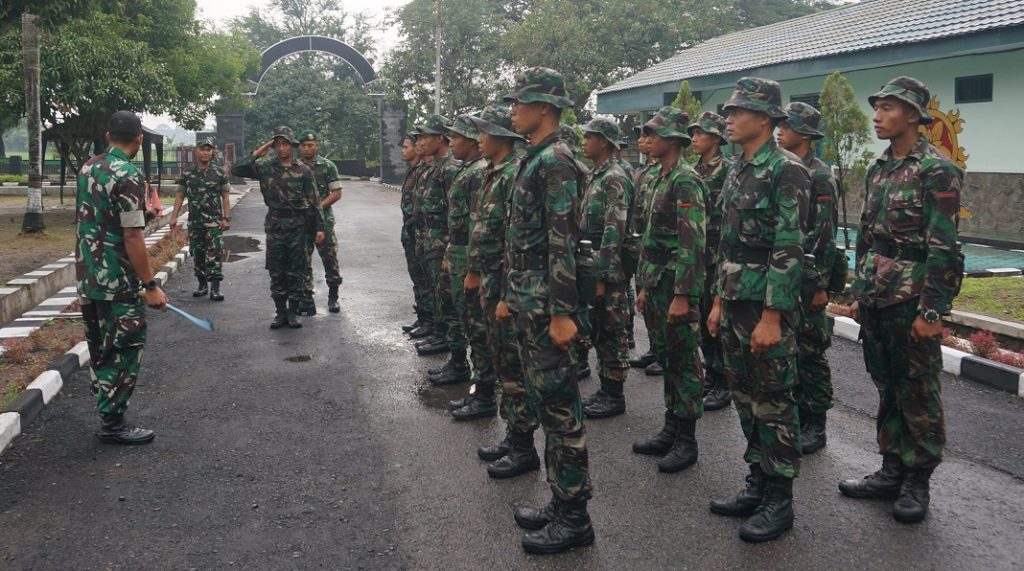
[397,69,962,553]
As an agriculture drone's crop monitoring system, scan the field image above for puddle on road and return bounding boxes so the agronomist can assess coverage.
[415,380,468,411]
[285,354,313,363]
[223,235,262,262]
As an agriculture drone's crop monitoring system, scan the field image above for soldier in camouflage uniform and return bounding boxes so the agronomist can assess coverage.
[437,116,496,402]
[232,126,325,329]
[616,133,639,351]
[412,115,466,359]
[839,77,962,525]
[407,131,440,340]
[777,102,839,454]
[629,127,662,375]
[170,137,232,302]
[576,118,632,419]
[400,131,432,333]
[689,112,732,411]
[210,147,225,170]
[630,107,707,474]
[499,67,594,555]
[77,111,168,445]
[297,129,345,314]
[706,78,809,543]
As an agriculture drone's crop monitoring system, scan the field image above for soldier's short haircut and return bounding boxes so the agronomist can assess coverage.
[108,132,139,145]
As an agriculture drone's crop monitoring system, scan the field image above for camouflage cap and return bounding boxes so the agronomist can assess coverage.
[582,117,624,149]
[467,104,525,141]
[415,114,450,136]
[272,125,299,145]
[687,111,728,145]
[559,125,581,147]
[445,114,479,140]
[868,76,933,125]
[296,129,320,143]
[197,136,216,149]
[782,102,825,139]
[642,106,691,144]
[502,66,574,109]
[723,77,787,118]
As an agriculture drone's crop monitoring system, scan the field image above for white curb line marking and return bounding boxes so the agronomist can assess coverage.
[27,370,62,404]
[0,412,20,454]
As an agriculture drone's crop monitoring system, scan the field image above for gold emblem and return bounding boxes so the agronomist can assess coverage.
[919,97,971,219]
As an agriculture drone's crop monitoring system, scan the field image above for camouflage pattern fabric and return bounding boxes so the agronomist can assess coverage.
[642,106,690,142]
[176,163,230,282]
[189,226,224,281]
[416,152,464,348]
[303,155,344,291]
[82,299,146,415]
[649,275,704,417]
[720,300,801,478]
[503,66,574,109]
[722,77,787,118]
[783,102,825,139]
[402,162,433,320]
[694,151,731,390]
[483,297,538,433]
[868,76,934,124]
[76,147,147,301]
[688,111,728,143]
[859,300,945,470]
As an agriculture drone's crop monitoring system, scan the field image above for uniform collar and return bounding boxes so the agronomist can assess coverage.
[524,130,560,158]
[800,149,817,167]
[877,134,929,165]
[700,151,724,170]
[107,146,131,161]
[747,139,777,167]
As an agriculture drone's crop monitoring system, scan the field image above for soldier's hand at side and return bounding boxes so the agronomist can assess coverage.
[850,301,860,323]
[464,271,481,293]
[595,281,606,299]
[636,289,646,313]
[220,219,231,231]
[707,297,722,338]
[495,300,511,322]
[143,287,168,311]
[169,217,178,230]
[911,315,943,342]
[441,258,450,272]
[751,310,782,355]
[668,295,689,324]
[315,231,326,245]
[810,289,829,313]
[549,314,578,351]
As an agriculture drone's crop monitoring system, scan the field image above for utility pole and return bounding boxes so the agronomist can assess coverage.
[434,0,442,115]
[21,13,45,234]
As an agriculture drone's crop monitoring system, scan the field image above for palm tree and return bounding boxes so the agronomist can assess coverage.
[21,13,45,234]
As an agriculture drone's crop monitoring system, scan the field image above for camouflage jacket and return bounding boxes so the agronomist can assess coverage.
[448,156,488,246]
[694,152,731,267]
[413,152,461,257]
[503,131,583,317]
[175,163,230,228]
[715,139,808,311]
[801,151,839,292]
[581,158,632,284]
[631,162,659,236]
[401,161,425,223]
[617,157,636,182]
[232,154,325,232]
[638,160,707,315]
[302,155,343,224]
[469,151,522,299]
[851,135,963,314]
[76,146,147,301]
[210,155,225,169]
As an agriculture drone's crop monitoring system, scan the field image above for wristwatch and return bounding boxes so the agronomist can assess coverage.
[223,216,231,221]
[922,308,941,324]
[143,279,158,291]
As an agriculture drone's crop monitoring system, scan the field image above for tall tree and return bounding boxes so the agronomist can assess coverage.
[819,71,873,249]
[21,12,42,233]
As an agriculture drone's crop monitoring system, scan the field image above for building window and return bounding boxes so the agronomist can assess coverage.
[955,74,993,103]
[790,93,820,109]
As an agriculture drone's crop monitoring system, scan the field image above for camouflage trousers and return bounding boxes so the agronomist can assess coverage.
[446,245,494,384]
[513,310,592,502]
[424,251,466,352]
[648,274,704,418]
[585,283,630,384]
[720,300,801,479]
[700,265,725,386]
[482,293,538,434]
[82,299,147,415]
[189,225,224,282]
[796,288,834,415]
[266,223,310,301]
[304,215,342,294]
[859,300,945,470]
[402,223,434,321]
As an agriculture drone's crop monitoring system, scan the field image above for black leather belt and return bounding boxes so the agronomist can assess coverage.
[723,244,770,264]
[872,238,926,262]
[449,232,469,246]
[643,249,673,265]
[509,251,546,271]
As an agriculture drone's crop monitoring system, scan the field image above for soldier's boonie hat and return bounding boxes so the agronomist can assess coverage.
[445,114,479,140]
[642,106,691,145]
[109,111,143,137]
[415,114,450,136]
[723,77,787,118]
[559,125,581,147]
[781,102,825,140]
[467,104,525,141]
[297,129,320,143]
[503,67,574,109]
[197,137,216,149]
[582,118,624,149]
[272,125,299,146]
[687,111,728,145]
[868,76,933,125]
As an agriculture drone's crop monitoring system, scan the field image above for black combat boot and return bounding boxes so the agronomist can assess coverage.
[632,410,679,456]
[286,299,303,329]
[487,431,540,479]
[738,477,795,543]
[658,416,698,473]
[703,372,731,411]
[520,499,595,555]
[799,410,827,455]
[451,385,497,421]
[478,429,512,461]
[583,378,625,419]
[629,349,657,369]
[892,468,933,523]
[710,464,767,516]
[209,280,224,301]
[328,285,340,313]
[430,350,470,383]
[408,322,434,338]
[448,389,472,411]
[515,494,559,530]
[270,297,289,329]
[838,454,905,499]
[192,277,208,297]
[297,295,317,317]
[402,317,421,333]
[645,361,664,376]
[416,336,449,356]
[576,346,591,380]
[97,413,155,445]
[429,356,461,378]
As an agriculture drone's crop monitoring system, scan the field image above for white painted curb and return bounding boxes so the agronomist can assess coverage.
[0,412,20,454]
[69,341,90,367]
[27,370,62,404]
[830,313,969,379]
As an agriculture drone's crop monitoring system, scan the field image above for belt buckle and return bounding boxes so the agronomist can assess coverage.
[894,243,904,258]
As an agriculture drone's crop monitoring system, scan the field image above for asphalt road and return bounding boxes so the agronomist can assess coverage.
[2,181,1023,570]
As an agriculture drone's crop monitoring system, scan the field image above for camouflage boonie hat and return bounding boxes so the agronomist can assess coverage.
[197,137,216,149]
[723,77,787,118]
[445,114,479,140]
[272,125,299,146]
[687,111,728,145]
[582,117,624,149]
[468,104,525,140]
[296,129,320,143]
[782,102,825,139]
[642,106,691,144]
[559,125,581,146]
[415,114,450,136]
[503,66,574,109]
[868,76,933,124]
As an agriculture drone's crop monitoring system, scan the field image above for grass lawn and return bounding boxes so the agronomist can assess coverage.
[954,276,1024,323]
[0,195,77,284]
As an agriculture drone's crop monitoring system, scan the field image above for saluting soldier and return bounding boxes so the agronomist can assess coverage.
[839,77,962,525]
[297,129,345,314]
[706,78,809,543]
